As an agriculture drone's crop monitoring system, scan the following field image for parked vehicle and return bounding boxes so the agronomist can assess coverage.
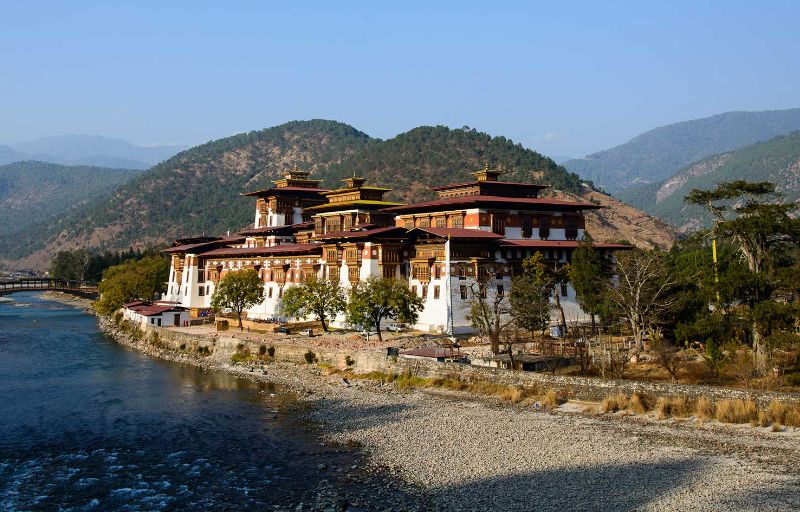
[275,326,290,334]
[387,323,406,332]
[298,328,314,337]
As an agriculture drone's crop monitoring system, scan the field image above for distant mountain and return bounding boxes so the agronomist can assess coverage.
[0,161,143,259]
[563,108,800,193]
[551,155,576,165]
[5,135,188,169]
[619,131,800,232]
[1,120,675,269]
[0,145,29,165]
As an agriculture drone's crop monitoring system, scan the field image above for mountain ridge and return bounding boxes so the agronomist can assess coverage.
[563,108,800,193]
[0,120,676,269]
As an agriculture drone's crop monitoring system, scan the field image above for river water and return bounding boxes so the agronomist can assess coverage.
[0,293,391,511]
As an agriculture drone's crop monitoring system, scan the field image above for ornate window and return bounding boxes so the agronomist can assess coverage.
[539,216,551,240]
[435,217,447,228]
[450,216,463,229]
[491,214,506,235]
[565,217,578,240]
[348,266,360,282]
[433,285,440,300]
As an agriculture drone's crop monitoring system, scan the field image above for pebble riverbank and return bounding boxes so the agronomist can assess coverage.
[92,315,800,511]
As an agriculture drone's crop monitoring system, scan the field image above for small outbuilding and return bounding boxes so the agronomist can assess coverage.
[122,301,190,328]
[399,347,465,363]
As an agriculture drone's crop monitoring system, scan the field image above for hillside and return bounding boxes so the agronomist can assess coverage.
[0,161,143,258]
[620,131,800,232]
[2,120,676,269]
[563,108,800,193]
[3,135,188,169]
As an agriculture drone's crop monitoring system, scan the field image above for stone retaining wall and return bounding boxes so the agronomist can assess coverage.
[139,322,800,407]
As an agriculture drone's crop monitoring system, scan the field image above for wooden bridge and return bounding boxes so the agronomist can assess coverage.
[0,278,99,298]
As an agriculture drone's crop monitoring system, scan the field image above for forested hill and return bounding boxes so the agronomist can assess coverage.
[0,161,142,257]
[322,125,583,203]
[563,108,800,193]
[618,131,800,232]
[2,120,675,269]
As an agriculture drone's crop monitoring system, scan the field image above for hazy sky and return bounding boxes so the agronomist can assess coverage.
[2,1,799,157]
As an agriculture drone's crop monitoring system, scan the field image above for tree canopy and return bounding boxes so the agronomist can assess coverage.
[211,269,265,330]
[279,278,346,332]
[345,277,423,341]
[95,255,169,315]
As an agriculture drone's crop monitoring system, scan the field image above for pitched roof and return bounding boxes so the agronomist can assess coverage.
[431,180,549,191]
[201,243,323,258]
[499,240,633,250]
[303,199,404,212]
[407,227,504,240]
[382,196,602,214]
[238,221,314,236]
[242,186,329,197]
[313,226,407,240]
[125,302,186,316]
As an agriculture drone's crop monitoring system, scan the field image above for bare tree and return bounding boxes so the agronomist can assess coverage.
[608,249,678,351]
[465,274,514,355]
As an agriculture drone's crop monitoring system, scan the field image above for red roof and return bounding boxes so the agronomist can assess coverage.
[125,302,186,316]
[161,236,245,254]
[238,222,314,236]
[313,226,407,240]
[202,243,323,258]
[381,195,602,213]
[431,180,548,191]
[408,227,503,239]
[499,240,633,249]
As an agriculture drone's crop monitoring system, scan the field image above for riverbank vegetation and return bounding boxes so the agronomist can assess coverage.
[465,179,800,391]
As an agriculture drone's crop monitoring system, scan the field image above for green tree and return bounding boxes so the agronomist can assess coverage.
[568,234,608,334]
[211,269,265,330]
[345,277,423,342]
[50,250,89,281]
[509,264,552,338]
[279,278,346,332]
[686,180,800,371]
[95,255,169,315]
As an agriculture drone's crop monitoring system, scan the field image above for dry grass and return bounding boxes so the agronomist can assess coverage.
[540,390,562,409]
[655,396,693,419]
[695,397,716,421]
[629,393,652,413]
[601,394,629,413]
[715,399,759,424]
[764,399,800,427]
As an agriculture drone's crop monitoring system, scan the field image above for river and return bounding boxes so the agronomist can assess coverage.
[0,293,390,510]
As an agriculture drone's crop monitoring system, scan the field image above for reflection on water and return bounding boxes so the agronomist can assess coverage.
[0,293,359,510]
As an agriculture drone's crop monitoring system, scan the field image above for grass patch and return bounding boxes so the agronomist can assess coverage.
[715,399,758,424]
[695,396,716,421]
[655,396,693,419]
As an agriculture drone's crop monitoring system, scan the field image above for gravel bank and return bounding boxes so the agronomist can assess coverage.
[308,386,800,511]
[97,318,800,511]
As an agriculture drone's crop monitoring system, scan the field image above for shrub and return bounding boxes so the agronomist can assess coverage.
[267,346,275,358]
[345,355,355,367]
[237,343,245,351]
[197,346,211,356]
[113,311,123,325]
[695,396,716,421]
[259,345,267,355]
[231,352,253,364]
[179,343,186,350]
[304,350,317,364]
[498,386,524,403]
[715,399,758,424]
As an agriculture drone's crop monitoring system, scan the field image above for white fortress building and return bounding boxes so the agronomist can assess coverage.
[162,165,627,333]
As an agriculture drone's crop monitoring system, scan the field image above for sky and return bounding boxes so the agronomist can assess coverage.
[2,1,799,158]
